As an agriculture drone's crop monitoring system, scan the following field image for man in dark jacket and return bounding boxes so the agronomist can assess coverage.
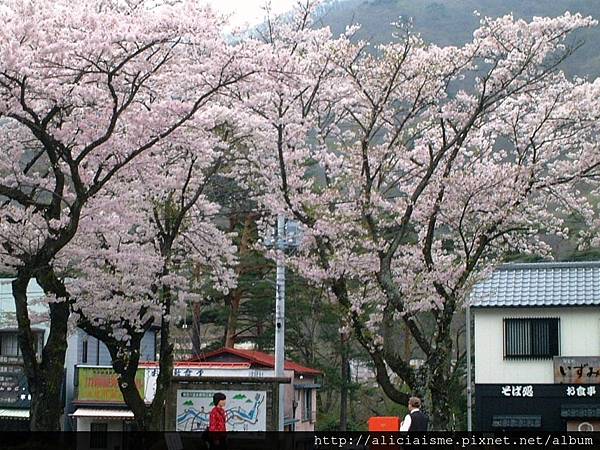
[400,397,429,431]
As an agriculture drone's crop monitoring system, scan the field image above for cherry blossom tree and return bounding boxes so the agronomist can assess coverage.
[0,0,250,430]
[239,3,600,428]
[61,116,239,430]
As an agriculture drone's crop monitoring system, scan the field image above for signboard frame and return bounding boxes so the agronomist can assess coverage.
[77,366,145,402]
[176,389,267,432]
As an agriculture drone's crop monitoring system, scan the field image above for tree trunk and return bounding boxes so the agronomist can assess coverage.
[223,213,255,348]
[104,288,176,431]
[106,332,150,429]
[403,323,412,361]
[33,301,69,431]
[323,389,333,415]
[339,332,349,431]
[191,301,202,358]
[427,360,453,430]
[428,320,456,430]
[224,290,242,348]
[148,289,175,431]
[13,269,70,431]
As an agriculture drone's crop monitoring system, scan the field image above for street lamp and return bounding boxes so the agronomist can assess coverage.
[466,300,473,431]
[266,215,302,431]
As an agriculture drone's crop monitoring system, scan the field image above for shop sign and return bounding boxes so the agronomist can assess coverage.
[0,355,23,364]
[565,385,598,397]
[0,372,30,407]
[77,367,145,402]
[554,357,600,384]
[174,368,204,377]
[500,385,534,397]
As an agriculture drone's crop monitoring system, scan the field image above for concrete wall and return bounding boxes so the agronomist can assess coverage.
[474,307,600,384]
[291,383,318,431]
[282,372,318,431]
[63,333,79,430]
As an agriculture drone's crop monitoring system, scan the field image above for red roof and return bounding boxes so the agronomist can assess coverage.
[187,347,322,376]
[140,361,251,369]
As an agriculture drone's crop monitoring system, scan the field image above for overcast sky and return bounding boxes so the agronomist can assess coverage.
[201,0,298,28]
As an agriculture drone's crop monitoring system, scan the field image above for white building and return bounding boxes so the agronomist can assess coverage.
[472,262,600,431]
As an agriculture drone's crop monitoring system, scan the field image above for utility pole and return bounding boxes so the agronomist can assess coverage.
[269,216,300,431]
[274,214,286,431]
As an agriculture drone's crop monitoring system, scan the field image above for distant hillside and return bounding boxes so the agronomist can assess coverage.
[319,0,600,78]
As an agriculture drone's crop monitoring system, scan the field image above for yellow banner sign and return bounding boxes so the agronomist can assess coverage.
[77,367,145,402]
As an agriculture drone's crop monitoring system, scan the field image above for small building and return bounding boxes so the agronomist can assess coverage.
[472,262,600,431]
[185,347,322,431]
[0,279,46,430]
[64,327,158,431]
[0,347,34,431]
[0,277,159,432]
[68,365,148,434]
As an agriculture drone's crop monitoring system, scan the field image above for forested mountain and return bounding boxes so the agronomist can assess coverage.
[320,0,600,78]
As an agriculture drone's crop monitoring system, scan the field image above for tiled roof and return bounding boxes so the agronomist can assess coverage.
[470,261,600,308]
[188,347,322,376]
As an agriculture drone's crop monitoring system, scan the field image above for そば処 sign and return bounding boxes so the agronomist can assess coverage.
[500,384,534,397]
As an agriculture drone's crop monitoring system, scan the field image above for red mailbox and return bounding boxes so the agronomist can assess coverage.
[368,416,400,431]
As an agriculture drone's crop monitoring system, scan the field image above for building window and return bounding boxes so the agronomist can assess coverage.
[302,389,313,422]
[504,318,560,359]
[90,422,108,449]
[0,333,21,356]
[82,338,88,364]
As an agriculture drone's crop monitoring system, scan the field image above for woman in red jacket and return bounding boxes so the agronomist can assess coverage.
[208,393,227,449]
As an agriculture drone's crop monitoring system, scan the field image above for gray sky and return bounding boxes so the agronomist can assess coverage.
[201,0,298,27]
